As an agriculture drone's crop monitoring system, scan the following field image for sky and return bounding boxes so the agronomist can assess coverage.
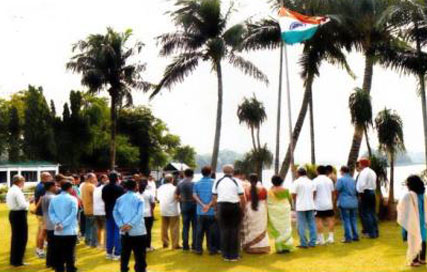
[0,0,423,165]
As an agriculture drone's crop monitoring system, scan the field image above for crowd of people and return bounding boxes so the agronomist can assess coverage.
[4,157,427,271]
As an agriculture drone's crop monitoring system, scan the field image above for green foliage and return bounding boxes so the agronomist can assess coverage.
[237,95,267,130]
[8,106,21,162]
[153,0,268,97]
[234,145,273,178]
[23,85,56,161]
[173,145,197,168]
[375,108,405,156]
[349,88,373,127]
[0,99,10,157]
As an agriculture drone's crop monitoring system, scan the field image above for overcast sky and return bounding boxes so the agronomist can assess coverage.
[0,0,422,165]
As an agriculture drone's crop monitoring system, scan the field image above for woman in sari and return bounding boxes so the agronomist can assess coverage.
[397,175,427,267]
[267,175,294,253]
[241,174,270,254]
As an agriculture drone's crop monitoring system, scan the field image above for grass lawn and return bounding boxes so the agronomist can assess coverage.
[0,204,414,272]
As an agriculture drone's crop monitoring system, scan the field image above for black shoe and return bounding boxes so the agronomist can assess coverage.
[297,245,308,249]
[353,238,360,242]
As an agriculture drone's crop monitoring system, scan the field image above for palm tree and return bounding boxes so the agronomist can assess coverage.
[338,0,404,173]
[67,27,151,169]
[237,95,268,177]
[349,88,373,157]
[243,0,354,178]
[152,0,269,172]
[375,108,405,219]
[237,95,267,151]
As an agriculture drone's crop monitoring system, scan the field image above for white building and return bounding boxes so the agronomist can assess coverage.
[0,161,59,187]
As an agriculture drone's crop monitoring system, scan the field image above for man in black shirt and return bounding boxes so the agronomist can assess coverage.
[102,171,124,260]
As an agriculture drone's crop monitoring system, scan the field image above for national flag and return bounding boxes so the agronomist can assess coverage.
[278,7,329,45]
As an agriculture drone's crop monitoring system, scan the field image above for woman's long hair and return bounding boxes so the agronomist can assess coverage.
[249,174,259,211]
[406,175,425,195]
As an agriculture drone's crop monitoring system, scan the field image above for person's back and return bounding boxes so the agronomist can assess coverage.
[176,178,195,203]
[81,182,95,215]
[158,183,179,216]
[194,177,215,216]
[313,175,334,211]
[93,184,106,216]
[292,176,315,212]
[49,192,78,236]
[336,174,358,209]
[102,182,124,219]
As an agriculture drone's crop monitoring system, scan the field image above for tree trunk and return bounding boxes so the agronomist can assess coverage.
[363,125,372,158]
[309,90,316,165]
[256,127,261,151]
[415,20,427,170]
[250,126,257,152]
[275,43,284,174]
[211,62,223,173]
[347,55,374,174]
[110,94,117,170]
[387,152,396,219]
[279,73,313,178]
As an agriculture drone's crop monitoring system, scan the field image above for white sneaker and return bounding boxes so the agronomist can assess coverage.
[112,255,121,261]
[36,249,45,259]
[316,238,325,245]
[105,254,113,260]
[327,237,334,244]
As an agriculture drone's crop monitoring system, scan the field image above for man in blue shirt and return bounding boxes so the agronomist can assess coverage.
[336,166,359,243]
[193,166,218,255]
[48,181,78,272]
[113,180,147,272]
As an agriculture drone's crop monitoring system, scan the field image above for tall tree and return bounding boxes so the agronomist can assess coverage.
[237,95,269,177]
[339,0,402,173]
[375,108,405,219]
[173,145,197,168]
[0,99,10,157]
[67,27,151,169]
[8,106,21,162]
[153,0,269,172]
[349,88,373,157]
[243,0,354,178]
[23,85,56,161]
[237,95,267,151]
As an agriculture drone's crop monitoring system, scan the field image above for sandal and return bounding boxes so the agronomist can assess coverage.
[411,261,421,267]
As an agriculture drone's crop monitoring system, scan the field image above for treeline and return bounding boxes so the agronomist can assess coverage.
[0,85,196,173]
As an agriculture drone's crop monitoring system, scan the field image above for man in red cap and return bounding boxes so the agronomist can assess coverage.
[356,158,378,238]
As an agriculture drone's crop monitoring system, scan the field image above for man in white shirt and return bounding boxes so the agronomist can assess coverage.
[291,167,317,248]
[94,174,107,248]
[6,174,30,266]
[313,166,336,245]
[212,164,245,261]
[356,158,379,238]
[157,174,180,249]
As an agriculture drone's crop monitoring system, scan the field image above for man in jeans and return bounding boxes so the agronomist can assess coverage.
[102,171,124,260]
[292,167,317,248]
[175,169,197,251]
[193,166,217,255]
[356,158,378,238]
[81,173,98,247]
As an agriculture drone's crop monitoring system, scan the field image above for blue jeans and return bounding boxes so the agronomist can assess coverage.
[106,217,121,255]
[195,215,217,253]
[181,202,197,250]
[340,208,359,241]
[85,215,98,247]
[360,190,378,238]
[296,210,317,247]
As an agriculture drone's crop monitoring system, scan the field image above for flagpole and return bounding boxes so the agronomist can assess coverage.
[274,42,284,175]
[283,43,295,180]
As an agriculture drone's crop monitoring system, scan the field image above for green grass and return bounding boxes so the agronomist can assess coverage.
[0,204,414,272]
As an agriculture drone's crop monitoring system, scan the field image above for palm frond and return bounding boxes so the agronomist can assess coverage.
[150,52,204,99]
[228,54,269,85]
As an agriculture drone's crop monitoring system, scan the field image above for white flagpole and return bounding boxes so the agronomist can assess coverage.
[283,43,295,180]
[274,43,284,175]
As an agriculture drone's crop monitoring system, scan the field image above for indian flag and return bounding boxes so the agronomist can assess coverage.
[279,7,329,45]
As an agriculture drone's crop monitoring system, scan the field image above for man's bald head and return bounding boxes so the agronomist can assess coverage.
[223,164,234,175]
[41,172,52,182]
